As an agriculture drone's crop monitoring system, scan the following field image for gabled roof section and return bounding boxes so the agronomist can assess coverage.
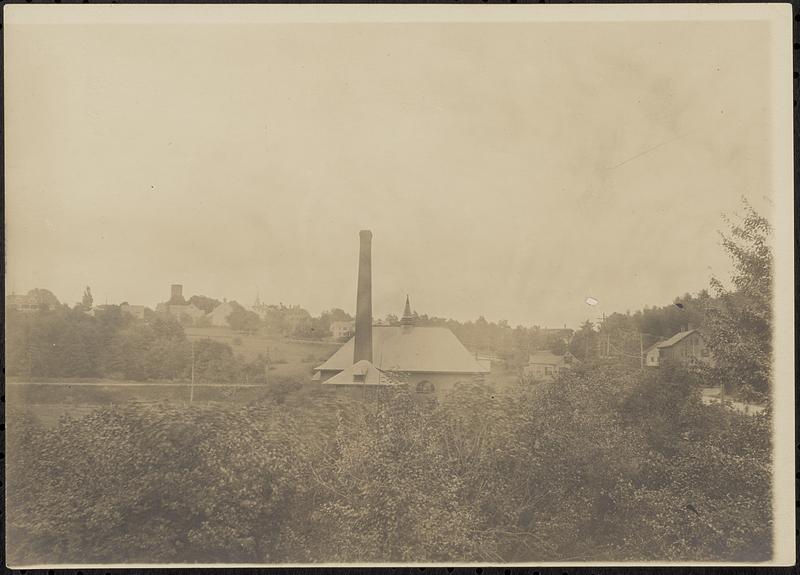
[655,329,698,349]
[315,326,489,374]
[322,360,397,386]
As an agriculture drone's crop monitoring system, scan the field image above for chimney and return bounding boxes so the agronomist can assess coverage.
[354,230,373,363]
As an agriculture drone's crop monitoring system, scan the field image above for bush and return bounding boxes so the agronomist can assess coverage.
[6,367,772,564]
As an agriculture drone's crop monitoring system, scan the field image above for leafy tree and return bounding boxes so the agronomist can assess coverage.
[192,339,240,383]
[570,320,598,361]
[6,370,772,564]
[6,402,311,564]
[546,334,568,355]
[27,288,61,309]
[704,199,772,394]
[227,302,261,333]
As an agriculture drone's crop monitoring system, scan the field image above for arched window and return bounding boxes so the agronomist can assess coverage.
[415,380,435,394]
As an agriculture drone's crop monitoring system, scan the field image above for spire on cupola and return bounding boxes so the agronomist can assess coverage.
[401,295,416,327]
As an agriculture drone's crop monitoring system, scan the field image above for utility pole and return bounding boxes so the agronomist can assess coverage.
[639,332,644,370]
[265,346,270,384]
[190,340,195,405]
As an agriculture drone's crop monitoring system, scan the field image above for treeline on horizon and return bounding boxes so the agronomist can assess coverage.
[6,199,772,396]
[4,309,270,383]
[2,287,716,382]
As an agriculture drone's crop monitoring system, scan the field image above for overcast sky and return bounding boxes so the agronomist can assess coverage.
[6,14,774,328]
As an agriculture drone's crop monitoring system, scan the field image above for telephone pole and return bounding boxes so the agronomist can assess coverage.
[639,332,644,370]
[190,340,195,405]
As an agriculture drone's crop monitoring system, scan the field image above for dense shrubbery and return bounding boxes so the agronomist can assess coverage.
[5,306,267,383]
[7,364,771,565]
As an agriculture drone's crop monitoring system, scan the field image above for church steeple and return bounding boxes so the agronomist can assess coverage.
[401,295,416,327]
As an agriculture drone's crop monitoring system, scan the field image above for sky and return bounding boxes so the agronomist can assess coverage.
[5,12,775,329]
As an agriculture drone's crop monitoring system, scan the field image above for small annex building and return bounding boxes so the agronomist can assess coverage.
[645,329,714,367]
[523,350,577,381]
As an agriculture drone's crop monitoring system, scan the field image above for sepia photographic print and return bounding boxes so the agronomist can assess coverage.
[3,3,795,568]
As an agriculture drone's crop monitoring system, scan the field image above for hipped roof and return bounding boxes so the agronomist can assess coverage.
[315,326,489,374]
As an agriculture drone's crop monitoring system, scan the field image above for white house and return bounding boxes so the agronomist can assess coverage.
[207,302,235,327]
[331,320,355,340]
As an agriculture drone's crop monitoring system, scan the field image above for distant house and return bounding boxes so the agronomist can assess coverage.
[207,302,235,327]
[6,293,42,313]
[156,302,206,323]
[120,303,146,320]
[6,289,59,313]
[284,306,313,332]
[331,320,355,340]
[645,329,713,367]
[155,284,205,324]
[523,350,577,381]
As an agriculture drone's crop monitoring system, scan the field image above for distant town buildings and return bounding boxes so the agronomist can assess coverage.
[156,301,206,322]
[120,303,146,320]
[331,320,355,340]
[523,350,577,381]
[207,302,235,327]
[5,289,60,313]
[155,284,206,323]
[645,328,714,367]
[251,295,272,321]
[6,293,45,313]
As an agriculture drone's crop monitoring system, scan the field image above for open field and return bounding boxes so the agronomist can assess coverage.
[6,381,282,428]
[7,327,520,429]
[184,326,341,379]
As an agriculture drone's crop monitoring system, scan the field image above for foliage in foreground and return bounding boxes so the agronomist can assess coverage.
[7,364,771,565]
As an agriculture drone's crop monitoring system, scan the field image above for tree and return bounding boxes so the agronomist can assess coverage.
[27,288,61,309]
[570,320,598,361]
[704,199,772,394]
[227,302,261,333]
[546,334,568,356]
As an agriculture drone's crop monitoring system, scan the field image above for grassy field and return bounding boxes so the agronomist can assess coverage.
[6,381,285,427]
[185,326,341,379]
[8,328,520,428]
[8,329,344,428]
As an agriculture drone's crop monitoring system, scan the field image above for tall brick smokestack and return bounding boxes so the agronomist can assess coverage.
[354,230,373,363]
